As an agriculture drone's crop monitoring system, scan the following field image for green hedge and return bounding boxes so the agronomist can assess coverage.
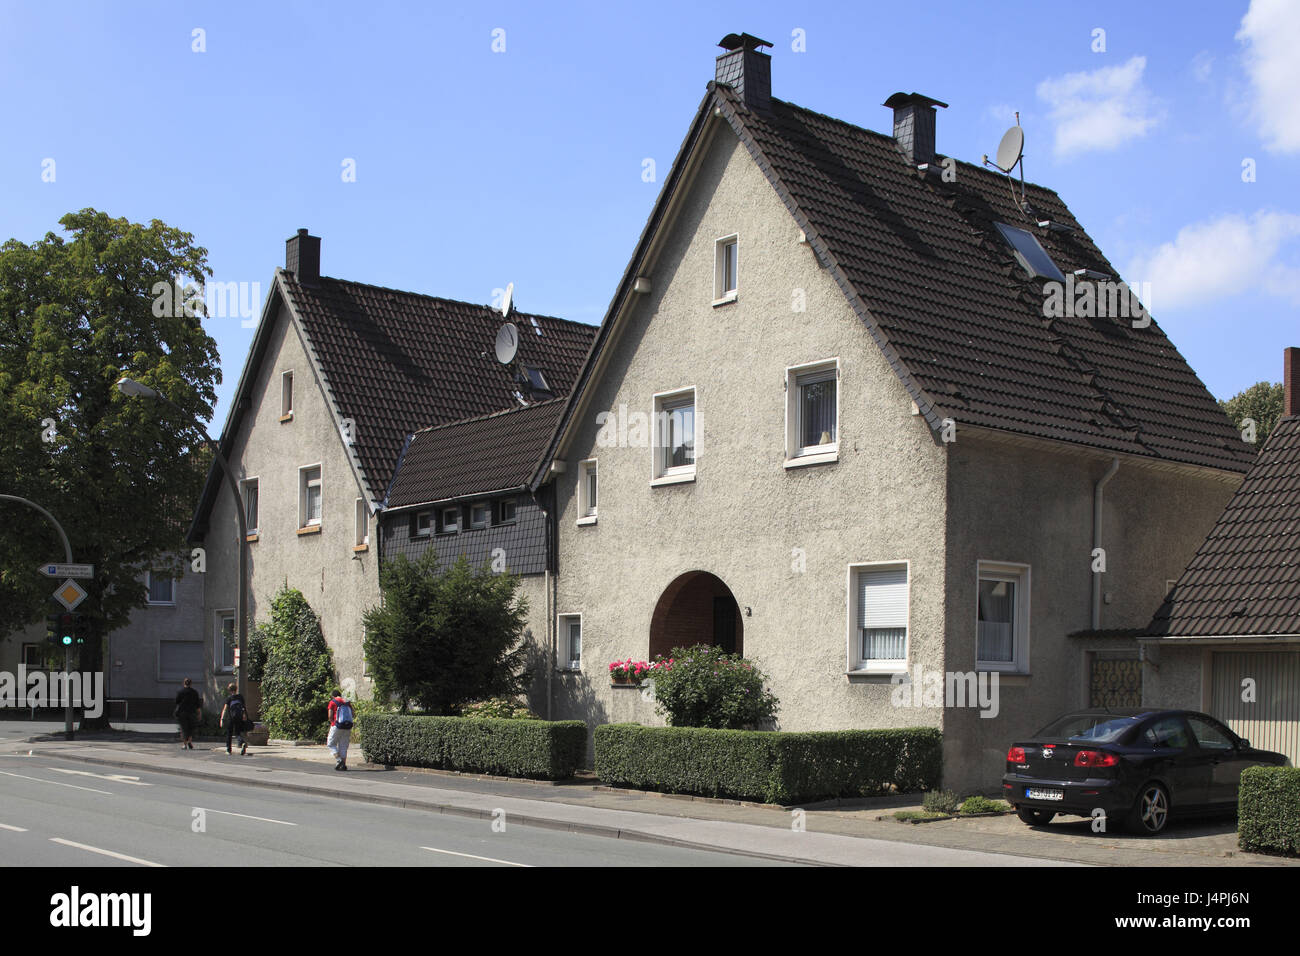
[358,714,587,780]
[594,724,942,805]
[1238,765,1300,856]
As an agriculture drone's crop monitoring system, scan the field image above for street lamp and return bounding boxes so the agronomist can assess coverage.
[116,377,248,699]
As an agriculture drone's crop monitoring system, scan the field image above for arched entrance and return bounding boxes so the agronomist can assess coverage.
[649,571,743,660]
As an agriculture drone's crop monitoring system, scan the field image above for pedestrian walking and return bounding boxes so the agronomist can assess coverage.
[174,677,201,749]
[219,683,250,756]
[327,689,354,771]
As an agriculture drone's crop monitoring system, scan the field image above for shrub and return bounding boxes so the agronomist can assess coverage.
[358,714,586,780]
[595,724,942,804]
[922,789,960,814]
[959,795,1010,815]
[649,644,779,730]
[460,697,540,720]
[256,587,335,741]
[363,553,530,715]
[1238,766,1300,856]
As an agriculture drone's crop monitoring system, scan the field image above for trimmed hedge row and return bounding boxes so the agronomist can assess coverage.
[358,714,587,780]
[1238,765,1300,856]
[595,724,942,805]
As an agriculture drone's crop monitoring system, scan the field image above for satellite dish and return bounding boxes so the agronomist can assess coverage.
[994,125,1024,173]
[500,281,514,318]
[494,323,519,365]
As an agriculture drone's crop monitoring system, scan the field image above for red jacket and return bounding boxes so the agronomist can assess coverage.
[328,697,350,726]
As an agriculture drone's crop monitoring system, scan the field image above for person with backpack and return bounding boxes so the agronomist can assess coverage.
[174,677,202,750]
[219,683,250,756]
[327,690,354,771]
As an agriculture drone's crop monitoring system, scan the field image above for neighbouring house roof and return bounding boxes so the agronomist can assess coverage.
[189,269,593,541]
[534,82,1255,486]
[1146,415,1300,639]
[385,399,566,510]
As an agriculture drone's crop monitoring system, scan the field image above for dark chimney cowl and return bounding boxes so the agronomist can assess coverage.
[884,92,948,167]
[715,33,773,113]
[285,228,321,286]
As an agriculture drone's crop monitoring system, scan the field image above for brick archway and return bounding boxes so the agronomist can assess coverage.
[648,571,743,660]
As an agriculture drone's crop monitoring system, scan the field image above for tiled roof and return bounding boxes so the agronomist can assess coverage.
[714,86,1255,474]
[1148,416,1300,637]
[385,400,566,509]
[279,272,594,500]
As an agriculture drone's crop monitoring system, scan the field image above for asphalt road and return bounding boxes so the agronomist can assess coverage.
[0,753,794,867]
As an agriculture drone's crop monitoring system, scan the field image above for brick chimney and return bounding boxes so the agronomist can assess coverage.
[884,92,948,166]
[285,228,320,285]
[1286,346,1300,418]
[715,33,773,112]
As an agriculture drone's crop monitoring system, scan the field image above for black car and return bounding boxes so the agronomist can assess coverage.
[1002,708,1288,835]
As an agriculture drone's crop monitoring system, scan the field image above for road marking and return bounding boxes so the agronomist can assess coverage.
[0,823,28,832]
[195,808,296,826]
[420,846,531,867]
[49,838,164,867]
[0,770,111,794]
[47,768,151,786]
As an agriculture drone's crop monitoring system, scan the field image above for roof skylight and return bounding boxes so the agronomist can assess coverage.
[995,222,1065,281]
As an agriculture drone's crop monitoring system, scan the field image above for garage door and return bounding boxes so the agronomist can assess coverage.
[1210,651,1300,765]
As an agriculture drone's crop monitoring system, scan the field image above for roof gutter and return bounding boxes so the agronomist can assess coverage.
[1137,634,1300,645]
[383,486,528,515]
[1092,458,1119,631]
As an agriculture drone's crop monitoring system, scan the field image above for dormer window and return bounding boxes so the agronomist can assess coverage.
[994,222,1065,281]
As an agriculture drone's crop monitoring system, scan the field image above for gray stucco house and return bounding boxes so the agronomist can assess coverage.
[522,34,1255,791]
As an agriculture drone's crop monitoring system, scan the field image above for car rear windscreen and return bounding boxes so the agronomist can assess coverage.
[1035,714,1138,743]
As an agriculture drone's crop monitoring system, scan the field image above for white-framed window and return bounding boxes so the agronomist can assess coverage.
[496,499,517,524]
[299,464,322,528]
[146,571,175,605]
[558,613,582,670]
[847,562,909,673]
[469,502,489,529]
[354,497,368,547]
[281,370,294,417]
[241,477,259,535]
[216,611,236,673]
[578,460,597,523]
[439,506,460,534]
[976,561,1031,673]
[160,640,204,682]
[714,234,738,303]
[785,359,839,466]
[414,511,432,537]
[652,388,696,484]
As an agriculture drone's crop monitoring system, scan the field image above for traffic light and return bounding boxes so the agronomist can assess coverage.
[75,614,90,645]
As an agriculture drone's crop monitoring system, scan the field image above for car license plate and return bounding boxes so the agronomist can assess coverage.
[1026,787,1064,801]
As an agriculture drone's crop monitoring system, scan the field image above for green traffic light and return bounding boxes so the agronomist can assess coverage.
[61,636,72,645]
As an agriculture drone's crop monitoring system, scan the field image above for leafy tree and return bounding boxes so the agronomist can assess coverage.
[256,587,335,741]
[363,552,531,715]
[1219,381,1284,448]
[0,210,220,724]
[649,644,779,730]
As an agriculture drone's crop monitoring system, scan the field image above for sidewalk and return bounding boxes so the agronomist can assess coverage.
[5,729,1295,867]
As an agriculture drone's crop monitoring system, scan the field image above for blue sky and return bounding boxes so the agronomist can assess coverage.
[2,0,1297,427]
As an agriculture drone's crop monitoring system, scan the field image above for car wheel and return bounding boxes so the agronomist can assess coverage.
[1126,782,1170,835]
[1017,807,1055,826]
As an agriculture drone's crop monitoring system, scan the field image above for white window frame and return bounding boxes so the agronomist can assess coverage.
[557,613,582,671]
[578,459,598,524]
[414,510,432,537]
[976,560,1031,674]
[785,359,840,467]
[299,463,322,529]
[354,497,369,547]
[469,502,490,530]
[496,498,517,525]
[241,476,259,535]
[847,561,910,674]
[215,610,236,674]
[145,570,175,606]
[281,370,294,418]
[651,387,697,486]
[713,234,738,305]
[439,506,460,535]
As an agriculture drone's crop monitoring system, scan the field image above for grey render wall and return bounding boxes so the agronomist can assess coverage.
[549,119,950,738]
[943,432,1239,790]
[201,303,379,710]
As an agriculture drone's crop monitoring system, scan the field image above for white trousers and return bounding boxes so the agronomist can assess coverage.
[327,725,352,763]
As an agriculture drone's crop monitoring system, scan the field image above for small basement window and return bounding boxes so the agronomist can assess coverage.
[995,222,1065,281]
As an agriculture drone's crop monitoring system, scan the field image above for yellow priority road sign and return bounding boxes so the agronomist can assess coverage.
[53,579,88,611]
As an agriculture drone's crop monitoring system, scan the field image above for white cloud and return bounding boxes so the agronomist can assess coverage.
[1036,56,1162,158]
[1191,50,1214,84]
[1236,0,1300,153]
[1126,210,1300,310]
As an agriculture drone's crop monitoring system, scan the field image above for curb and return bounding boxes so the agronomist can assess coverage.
[29,748,842,867]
